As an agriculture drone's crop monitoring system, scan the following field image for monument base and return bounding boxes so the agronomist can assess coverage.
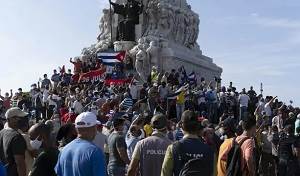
[160,42,222,82]
[114,41,136,52]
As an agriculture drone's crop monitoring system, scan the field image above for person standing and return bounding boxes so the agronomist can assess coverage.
[28,123,59,176]
[238,88,250,121]
[55,112,106,176]
[107,118,130,176]
[0,107,27,176]
[161,110,214,176]
[217,117,257,176]
[127,114,172,176]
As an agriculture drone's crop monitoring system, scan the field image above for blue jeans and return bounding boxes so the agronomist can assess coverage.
[240,106,248,121]
[107,165,126,176]
[176,104,185,121]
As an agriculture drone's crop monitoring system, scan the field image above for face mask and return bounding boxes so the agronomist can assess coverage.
[219,128,225,135]
[30,137,42,150]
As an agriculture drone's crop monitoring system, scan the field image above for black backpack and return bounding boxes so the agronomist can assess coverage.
[173,141,210,176]
[226,137,250,176]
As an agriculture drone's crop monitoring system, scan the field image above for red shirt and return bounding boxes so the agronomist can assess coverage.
[61,112,77,124]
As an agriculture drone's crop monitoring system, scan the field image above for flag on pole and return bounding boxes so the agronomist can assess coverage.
[97,51,126,66]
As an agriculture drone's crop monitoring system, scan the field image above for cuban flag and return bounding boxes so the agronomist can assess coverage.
[97,51,126,66]
[188,71,197,85]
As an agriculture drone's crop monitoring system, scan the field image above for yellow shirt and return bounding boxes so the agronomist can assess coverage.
[144,124,153,137]
[176,92,185,105]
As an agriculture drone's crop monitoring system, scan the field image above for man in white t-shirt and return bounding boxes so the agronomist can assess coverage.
[129,81,139,104]
[238,88,250,121]
[264,96,277,122]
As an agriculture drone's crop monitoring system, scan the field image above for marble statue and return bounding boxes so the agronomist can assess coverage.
[77,0,222,83]
[146,40,159,67]
[109,0,143,41]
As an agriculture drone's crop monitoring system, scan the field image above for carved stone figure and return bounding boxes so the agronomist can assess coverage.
[146,41,159,67]
[95,9,114,52]
[110,0,143,41]
[135,47,150,82]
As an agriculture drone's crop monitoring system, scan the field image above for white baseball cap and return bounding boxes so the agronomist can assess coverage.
[75,112,100,128]
[5,107,28,119]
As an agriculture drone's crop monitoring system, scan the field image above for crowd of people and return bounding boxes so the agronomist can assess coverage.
[0,57,300,176]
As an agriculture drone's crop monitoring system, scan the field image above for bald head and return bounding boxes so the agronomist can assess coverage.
[29,123,51,141]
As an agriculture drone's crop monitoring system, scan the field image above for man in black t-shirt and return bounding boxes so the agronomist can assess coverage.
[0,107,27,176]
[29,123,59,176]
[107,118,130,176]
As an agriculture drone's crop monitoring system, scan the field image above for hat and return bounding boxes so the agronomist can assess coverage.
[151,114,167,130]
[113,117,126,127]
[5,107,28,119]
[288,112,295,117]
[297,114,300,119]
[75,112,100,128]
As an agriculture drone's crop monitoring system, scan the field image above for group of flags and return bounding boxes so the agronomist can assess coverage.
[179,66,197,85]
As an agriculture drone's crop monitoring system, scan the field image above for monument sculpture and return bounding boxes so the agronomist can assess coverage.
[109,0,143,41]
[79,0,222,83]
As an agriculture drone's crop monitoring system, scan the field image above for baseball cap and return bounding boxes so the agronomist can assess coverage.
[151,114,167,130]
[5,107,28,119]
[75,112,100,128]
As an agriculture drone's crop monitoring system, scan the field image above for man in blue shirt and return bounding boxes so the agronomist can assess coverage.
[55,112,106,176]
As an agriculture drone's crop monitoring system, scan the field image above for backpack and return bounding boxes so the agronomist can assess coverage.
[206,91,216,102]
[226,137,250,176]
[173,141,209,176]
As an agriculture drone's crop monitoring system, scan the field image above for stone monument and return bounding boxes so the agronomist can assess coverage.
[80,0,222,83]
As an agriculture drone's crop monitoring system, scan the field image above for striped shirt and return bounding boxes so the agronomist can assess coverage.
[121,97,133,110]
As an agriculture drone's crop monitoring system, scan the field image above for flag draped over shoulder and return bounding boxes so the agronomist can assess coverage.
[97,51,126,66]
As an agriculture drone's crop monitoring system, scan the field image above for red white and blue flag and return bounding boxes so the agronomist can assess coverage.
[97,51,126,66]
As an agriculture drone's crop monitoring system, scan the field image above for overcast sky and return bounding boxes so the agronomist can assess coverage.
[0,0,299,106]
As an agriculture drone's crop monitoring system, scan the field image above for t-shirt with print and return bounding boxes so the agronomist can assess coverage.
[0,128,26,176]
[107,132,127,167]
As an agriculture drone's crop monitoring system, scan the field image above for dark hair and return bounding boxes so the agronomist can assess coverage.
[56,124,75,141]
[242,117,256,131]
[181,111,199,133]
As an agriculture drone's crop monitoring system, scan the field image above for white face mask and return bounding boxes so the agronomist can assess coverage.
[30,137,42,150]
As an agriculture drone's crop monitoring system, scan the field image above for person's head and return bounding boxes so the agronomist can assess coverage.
[242,88,246,94]
[220,117,236,137]
[53,69,57,74]
[129,125,142,137]
[5,107,28,130]
[113,118,126,132]
[44,74,48,79]
[151,114,167,132]
[18,116,29,133]
[28,123,52,150]
[75,112,100,141]
[18,88,22,93]
[68,69,72,74]
[250,86,253,90]
[242,117,256,136]
[181,110,201,135]
[4,92,9,98]
[284,125,294,136]
[56,123,77,143]
[161,82,166,88]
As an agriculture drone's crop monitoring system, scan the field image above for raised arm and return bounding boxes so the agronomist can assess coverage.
[268,96,277,104]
